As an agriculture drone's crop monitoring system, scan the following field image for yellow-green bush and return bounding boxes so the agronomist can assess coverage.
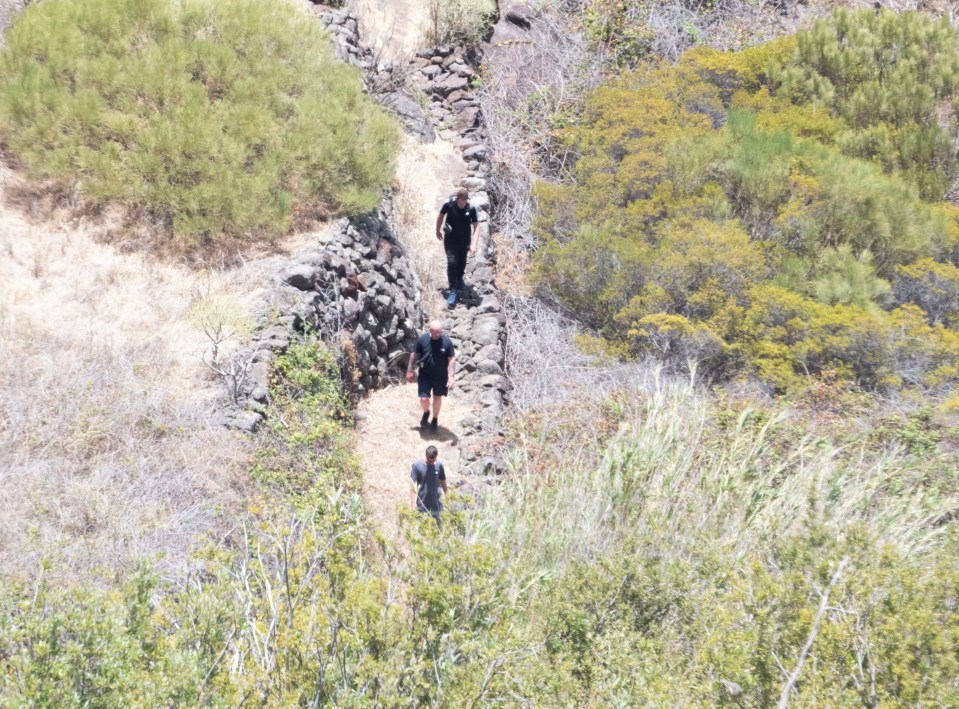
[0,0,399,246]
[531,10,959,393]
[771,7,959,200]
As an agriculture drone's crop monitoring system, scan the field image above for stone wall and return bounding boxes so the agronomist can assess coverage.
[225,200,423,432]
[310,4,435,143]
[310,1,510,476]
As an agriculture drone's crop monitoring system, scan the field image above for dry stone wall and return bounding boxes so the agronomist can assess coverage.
[224,199,423,432]
[312,1,510,476]
[310,4,435,143]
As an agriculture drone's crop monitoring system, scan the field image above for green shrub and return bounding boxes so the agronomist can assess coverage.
[772,8,959,200]
[531,26,959,393]
[0,0,399,247]
[249,338,357,507]
[893,258,959,327]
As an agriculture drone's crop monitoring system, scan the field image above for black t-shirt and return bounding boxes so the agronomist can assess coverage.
[411,459,446,513]
[414,333,455,379]
[440,199,478,240]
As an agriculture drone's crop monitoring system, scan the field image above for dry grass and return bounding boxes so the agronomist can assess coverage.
[0,330,253,582]
[0,0,27,47]
[0,168,292,582]
[478,1,605,296]
[503,292,652,413]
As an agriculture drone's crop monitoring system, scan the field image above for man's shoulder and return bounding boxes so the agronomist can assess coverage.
[441,335,455,350]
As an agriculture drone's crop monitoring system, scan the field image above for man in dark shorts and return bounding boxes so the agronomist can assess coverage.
[406,319,456,432]
[410,445,448,524]
[436,187,479,307]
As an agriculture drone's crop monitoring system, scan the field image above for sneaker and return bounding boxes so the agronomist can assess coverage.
[447,290,458,307]
[420,411,430,428]
[430,418,438,432]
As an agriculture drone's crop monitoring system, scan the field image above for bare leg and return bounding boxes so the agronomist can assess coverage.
[432,395,443,419]
[420,397,431,413]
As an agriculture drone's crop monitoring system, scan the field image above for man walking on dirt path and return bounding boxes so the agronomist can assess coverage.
[410,445,448,524]
[436,187,479,308]
[406,319,456,432]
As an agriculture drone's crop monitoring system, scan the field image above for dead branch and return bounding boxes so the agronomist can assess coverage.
[777,556,851,709]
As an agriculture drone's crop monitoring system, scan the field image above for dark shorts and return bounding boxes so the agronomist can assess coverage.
[418,374,448,398]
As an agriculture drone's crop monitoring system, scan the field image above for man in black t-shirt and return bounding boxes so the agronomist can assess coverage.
[410,445,448,524]
[406,319,456,432]
[436,187,479,307]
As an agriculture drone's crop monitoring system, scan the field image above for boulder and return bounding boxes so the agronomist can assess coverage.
[378,92,435,143]
[283,264,316,290]
[433,73,470,96]
[462,144,488,160]
[504,2,533,28]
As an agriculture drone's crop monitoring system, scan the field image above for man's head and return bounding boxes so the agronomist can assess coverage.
[425,445,438,462]
[455,187,469,208]
[428,319,443,340]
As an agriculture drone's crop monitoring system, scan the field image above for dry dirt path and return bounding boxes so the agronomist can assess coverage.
[357,381,471,539]
[351,4,472,539]
[354,0,431,64]
[356,133,468,540]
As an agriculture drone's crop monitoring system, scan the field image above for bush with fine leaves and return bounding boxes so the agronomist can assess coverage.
[0,0,399,245]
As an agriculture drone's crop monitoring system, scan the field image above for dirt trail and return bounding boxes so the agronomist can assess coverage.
[356,136,466,539]
[357,382,471,539]
[351,4,470,538]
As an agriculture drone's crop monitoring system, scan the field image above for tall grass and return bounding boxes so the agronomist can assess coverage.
[0,0,399,247]
[1,356,957,704]
[479,375,959,576]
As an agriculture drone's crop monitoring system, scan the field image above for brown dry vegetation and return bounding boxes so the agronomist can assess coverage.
[0,166,300,581]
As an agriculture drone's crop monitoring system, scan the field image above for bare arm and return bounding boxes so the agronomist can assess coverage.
[470,218,479,253]
[410,486,417,509]
[406,351,418,382]
[447,354,456,390]
[435,212,445,241]
[440,478,448,495]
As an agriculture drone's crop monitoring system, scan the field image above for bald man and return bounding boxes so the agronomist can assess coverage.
[406,320,456,432]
